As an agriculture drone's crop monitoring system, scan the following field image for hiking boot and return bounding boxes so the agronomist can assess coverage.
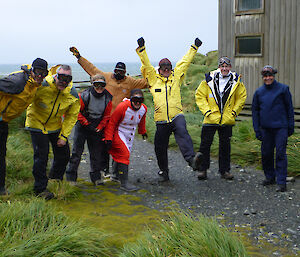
[276,184,287,192]
[0,187,9,196]
[197,170,207,180]
[158,170,169,182]
[94,172,104,186]
[120,181,139,192]
[221,172,234,180]
[35,189,54,200]
[262,179,276,186]
[189,152,203,171]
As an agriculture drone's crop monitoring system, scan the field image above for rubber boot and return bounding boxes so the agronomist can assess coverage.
[89,171,104,185]
[111,161,120,183]
[118,163,138,192]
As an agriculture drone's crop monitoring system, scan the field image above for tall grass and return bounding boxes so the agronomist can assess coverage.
[119,210,249,257]
[0,199,112,256]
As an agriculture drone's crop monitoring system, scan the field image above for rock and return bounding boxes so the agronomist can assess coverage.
[243,209,250,215]
[250,208,257,214]
[286,228,297,235]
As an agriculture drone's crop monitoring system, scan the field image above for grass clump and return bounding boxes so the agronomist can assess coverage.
[0,198,112,257]
[119,210,249,257]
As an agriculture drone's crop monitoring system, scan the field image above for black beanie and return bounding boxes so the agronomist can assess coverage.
[32,58,48,70]
[115,62,126,71]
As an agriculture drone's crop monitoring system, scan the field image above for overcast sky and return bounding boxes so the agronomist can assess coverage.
[0,0,218,64]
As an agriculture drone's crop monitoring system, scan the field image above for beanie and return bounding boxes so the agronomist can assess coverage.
[115,62,126,71]
[32,58,48,70]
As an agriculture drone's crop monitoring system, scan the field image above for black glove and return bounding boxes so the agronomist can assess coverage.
[105,140,112,151]
[142,133,148,140]
[137,37,145,47]
[195,38,202,47]
[255,131,262,141]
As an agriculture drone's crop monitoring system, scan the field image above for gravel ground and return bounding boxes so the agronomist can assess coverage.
[75,137,300,255]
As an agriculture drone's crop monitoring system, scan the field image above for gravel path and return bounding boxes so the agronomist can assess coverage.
[75,137,300,255]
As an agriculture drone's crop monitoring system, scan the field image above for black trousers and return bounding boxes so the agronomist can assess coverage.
[154,115,195,172]
[66,122,106,181]
[30,131,70,193]
[198,125,232,174]
[0,121,8,189]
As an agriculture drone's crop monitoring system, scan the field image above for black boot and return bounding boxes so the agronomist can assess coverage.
[118,163,138,192]
[188,152,203,171]
[111,161,120,183]
[89,171,104,186]
[158,170,169,182]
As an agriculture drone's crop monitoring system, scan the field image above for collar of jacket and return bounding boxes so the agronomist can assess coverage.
[206,69,240,104]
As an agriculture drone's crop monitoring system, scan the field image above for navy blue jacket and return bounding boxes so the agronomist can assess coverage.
[252,80,294,135]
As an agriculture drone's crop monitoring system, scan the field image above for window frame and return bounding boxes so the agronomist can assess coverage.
[235,0,265,15]
[235,33,264,57]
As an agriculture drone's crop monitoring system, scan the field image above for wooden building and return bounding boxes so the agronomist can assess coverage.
[218,0,300,107]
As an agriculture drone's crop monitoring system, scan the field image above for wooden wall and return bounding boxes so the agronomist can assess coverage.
[218,0,300,107]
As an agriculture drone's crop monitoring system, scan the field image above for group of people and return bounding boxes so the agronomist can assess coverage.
[0,37,294,200]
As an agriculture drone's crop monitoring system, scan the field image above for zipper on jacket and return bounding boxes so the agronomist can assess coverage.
[45,91,60,125]
[54,104,61,117]
[165,79,170,122]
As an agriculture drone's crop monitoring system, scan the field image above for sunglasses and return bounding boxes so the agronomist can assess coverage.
[57,73,72,84]
[262,71,274,77]
[131,96,144,104]
[93,82,106,88]
[33,68,48,78]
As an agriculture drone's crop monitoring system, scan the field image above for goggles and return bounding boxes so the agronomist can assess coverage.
[33,68,48,78]
[218,57,231,66]
[159,63,172,70]
[131,96,144,104]
[57,73,72,84]
[93,81,106,88]
[114,68,126,75]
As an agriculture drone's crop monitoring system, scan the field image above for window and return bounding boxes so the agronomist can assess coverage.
[235,35,263,56]
[235,0,264,15]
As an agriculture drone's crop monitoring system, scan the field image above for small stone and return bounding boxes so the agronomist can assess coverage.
[286,228,297,235]
[239,168,246,172]
[243,209,250,215]
[250,209,257,214]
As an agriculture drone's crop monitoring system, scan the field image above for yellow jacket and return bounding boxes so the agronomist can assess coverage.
[25,66,80,141]
[195,69,247,125]
[136,44,199,123]
[0,65,41,122]
[77,57,148,111]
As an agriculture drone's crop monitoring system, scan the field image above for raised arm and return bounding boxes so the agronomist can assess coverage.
[174,38,202,80]
[135,37,156,85]
[70,46,103,76]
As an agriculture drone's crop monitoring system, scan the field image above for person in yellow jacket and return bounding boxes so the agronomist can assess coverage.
[0,58,48,195]
[136,37,203,182]
[195,57,247,180]
[25,65,80,200]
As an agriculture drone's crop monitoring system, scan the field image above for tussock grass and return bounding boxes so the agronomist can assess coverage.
[119,210,249,257]
[0,199,112,257]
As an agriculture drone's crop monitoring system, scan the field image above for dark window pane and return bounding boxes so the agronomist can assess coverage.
[238,0,261,11]
[237,37,261,54]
